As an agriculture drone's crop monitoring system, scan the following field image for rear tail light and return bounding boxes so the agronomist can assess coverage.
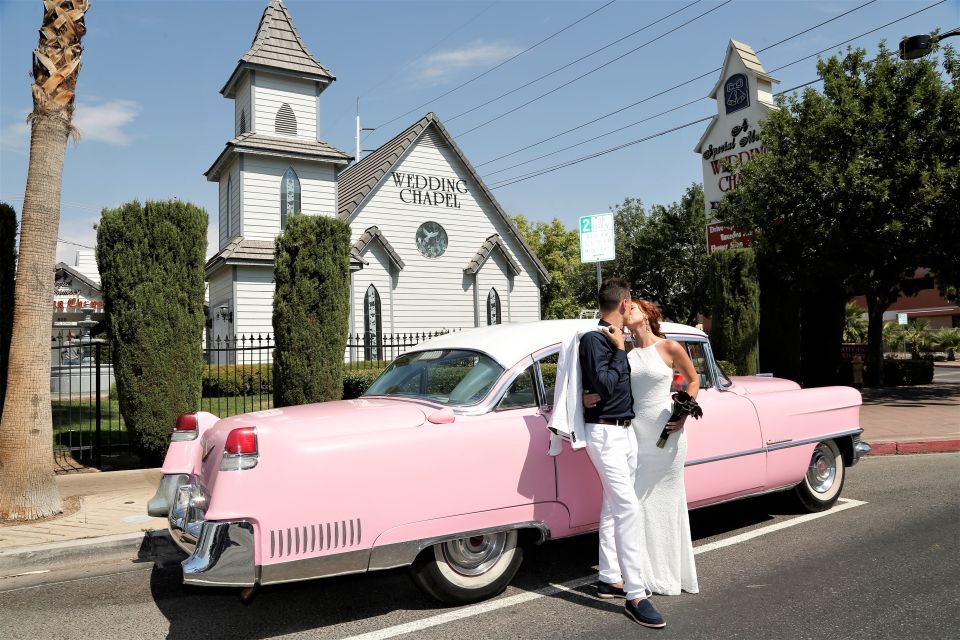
[172,413,199,442]
[221,427,258,470]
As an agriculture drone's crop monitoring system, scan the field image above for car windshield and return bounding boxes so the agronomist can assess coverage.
[364,349,505,406]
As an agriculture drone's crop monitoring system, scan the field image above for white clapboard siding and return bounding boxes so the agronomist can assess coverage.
[217,160,242,251]
[208,269,234,361]
[348,127,541,332]
[235,80,251,135]
[351,243,394,337]
[253,73,317,141]
[235,266,275,339]
[242,157,337,241]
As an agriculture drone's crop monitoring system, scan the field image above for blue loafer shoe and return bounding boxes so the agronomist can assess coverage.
[597,581,627,599]
[625,598,666,629]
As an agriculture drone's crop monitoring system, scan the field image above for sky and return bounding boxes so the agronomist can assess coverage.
[1,0,957,263]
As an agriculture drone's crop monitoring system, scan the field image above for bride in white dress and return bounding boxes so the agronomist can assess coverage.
[626,299,700,595]
[586,299,700,596]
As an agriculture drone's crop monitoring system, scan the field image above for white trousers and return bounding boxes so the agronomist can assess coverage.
[584,422,648,601]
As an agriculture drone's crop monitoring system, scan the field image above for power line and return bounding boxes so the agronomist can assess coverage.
[371,0,619,131]
[474,0,936,169]
[446,0,705,123]
[327,0,502,134]
[454,0,734,138]
[57,238,95,250]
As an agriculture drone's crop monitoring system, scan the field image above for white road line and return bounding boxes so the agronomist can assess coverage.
[342,498,868,640]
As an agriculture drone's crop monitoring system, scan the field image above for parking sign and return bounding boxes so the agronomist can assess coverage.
[579,213,615,263]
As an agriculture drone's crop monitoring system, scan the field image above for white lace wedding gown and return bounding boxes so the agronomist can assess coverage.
[628,343,699,595]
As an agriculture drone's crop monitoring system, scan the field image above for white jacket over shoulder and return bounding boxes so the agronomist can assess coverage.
[547,327,599,456]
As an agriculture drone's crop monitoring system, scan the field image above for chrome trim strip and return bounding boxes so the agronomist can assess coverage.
[685,448,766,467]
[685,429,864,467]
[260,548,370,586]
[350,519,355,546]
[765,429,863,452]
[182,521,256,587]
[270,530,275,558]
[357,519,362,545]
[367,520,550,571]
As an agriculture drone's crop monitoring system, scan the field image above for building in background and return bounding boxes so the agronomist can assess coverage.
[203,0,547,360]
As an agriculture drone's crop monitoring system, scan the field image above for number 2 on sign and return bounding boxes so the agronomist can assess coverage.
[581,218,592,233]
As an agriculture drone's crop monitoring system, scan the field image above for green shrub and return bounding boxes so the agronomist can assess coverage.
[0,203,15,419]
[707,249,760,375]
[715,360,737,376]
[202,364,273,397]
[97,200,207,463]
[882,358,934,386]
[273,215,351,407]
[343,368,386,399]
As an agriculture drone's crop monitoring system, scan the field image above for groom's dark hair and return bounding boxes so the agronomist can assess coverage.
[598,277,631,313]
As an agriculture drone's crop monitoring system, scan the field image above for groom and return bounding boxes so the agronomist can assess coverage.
[579,278,665,628]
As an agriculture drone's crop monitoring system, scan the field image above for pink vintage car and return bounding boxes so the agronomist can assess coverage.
[149,319,869,604]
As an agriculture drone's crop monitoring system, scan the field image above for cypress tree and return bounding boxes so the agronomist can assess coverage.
[707,248,760,376]
[96,200,207,463]
[273,214,350,407]
[0,203,16,418]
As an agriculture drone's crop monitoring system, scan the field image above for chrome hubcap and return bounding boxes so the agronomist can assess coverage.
[440,532,507,577]
[806,443,837,494]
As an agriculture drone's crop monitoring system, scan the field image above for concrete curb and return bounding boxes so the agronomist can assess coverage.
[866,439,960,456]
[0,529,185,578]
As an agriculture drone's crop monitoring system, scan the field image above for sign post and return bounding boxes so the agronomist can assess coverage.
[579,213,616,291]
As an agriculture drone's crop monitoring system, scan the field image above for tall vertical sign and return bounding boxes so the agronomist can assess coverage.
[579,213,616,291]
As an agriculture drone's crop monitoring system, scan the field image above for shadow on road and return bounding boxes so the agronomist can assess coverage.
[150,492,800,639]
[860,381,960,408]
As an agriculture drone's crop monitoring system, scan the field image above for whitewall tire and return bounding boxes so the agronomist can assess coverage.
[409,530,523,605]
[793,439,845,512]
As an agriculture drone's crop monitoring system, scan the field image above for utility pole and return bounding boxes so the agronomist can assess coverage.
[354,98,376,162]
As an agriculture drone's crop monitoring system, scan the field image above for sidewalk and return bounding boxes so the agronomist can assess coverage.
[0,379,957,579]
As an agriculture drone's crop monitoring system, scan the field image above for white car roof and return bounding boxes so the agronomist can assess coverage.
[411,319,708,369]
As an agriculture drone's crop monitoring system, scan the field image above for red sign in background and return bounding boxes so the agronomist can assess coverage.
[706,221,752,256]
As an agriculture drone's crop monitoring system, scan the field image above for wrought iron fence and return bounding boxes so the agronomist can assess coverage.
[51,329,453,468]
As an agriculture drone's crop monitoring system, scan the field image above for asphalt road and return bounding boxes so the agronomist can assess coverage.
[1,453,958,640]
[934,366,960,384]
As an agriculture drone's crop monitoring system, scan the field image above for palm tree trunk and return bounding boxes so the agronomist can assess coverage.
[0,0,89,521]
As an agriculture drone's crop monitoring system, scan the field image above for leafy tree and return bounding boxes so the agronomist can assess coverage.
[706,249,760,375]
[632,184,709,324]
[929,328,960,360]
[97,200,208,464]
[513,215,591,318]
[0,204,16,421]
[843,303,867,343]
[720,41,958,386]
[273,215,351,407]
[1,1,90,521]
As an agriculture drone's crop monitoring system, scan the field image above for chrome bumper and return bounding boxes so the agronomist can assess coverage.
[851,432,871,465]
[168,478,257,587]
[147,473,190,517]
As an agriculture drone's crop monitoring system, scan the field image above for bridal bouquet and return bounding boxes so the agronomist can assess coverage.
[656,390,703,448]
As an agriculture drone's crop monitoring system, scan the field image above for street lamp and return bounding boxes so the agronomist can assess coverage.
[899,29,960,60]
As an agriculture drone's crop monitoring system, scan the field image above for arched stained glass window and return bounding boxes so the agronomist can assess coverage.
[487,288,501,325]
[364,284,382,361]
[225,176,233,238]
[280,167,301,230]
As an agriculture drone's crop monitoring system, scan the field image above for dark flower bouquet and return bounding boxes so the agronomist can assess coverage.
[656,390,703,448]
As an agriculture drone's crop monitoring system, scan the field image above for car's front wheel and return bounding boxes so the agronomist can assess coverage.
[409,530,523,605]
[793,439,845,512]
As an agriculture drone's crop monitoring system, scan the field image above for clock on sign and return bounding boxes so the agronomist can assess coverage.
[416,221,448,258]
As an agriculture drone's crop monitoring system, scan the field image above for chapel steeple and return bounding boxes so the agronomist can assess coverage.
[220,0,335,98]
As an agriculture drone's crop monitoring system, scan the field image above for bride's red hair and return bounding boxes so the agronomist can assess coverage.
[634,299,665,338]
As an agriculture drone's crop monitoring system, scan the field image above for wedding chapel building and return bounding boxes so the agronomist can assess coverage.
[203,0,549,358]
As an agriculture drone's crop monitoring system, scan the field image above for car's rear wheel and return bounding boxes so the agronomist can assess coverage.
[409,530,523,605]
[793,439,845,512]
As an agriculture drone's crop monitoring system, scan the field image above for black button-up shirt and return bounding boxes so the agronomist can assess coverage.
[579,320,635,423]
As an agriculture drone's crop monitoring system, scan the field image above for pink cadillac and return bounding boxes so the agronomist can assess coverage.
[149,320,869,604]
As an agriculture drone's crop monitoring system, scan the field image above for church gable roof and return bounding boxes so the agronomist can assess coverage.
[337,113,551,283]
[353,226,405,271]
[464,234,521,277]
[222,0,335,96]
[707,39,778,100]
